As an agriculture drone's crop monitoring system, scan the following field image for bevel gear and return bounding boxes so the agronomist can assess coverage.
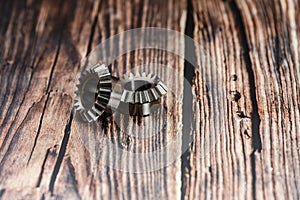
[74,64,112,122]
[119,72,168,116]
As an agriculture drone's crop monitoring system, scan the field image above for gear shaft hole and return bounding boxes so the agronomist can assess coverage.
[81,78,98,108]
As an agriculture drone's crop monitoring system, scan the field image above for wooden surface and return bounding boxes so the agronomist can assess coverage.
[0,0,299,199]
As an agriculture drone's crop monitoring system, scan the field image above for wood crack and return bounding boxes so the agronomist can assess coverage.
[27,93,50,164]
[0,189,5,198]
[229,1,262,152]
[45,37,62,94]
[36,148,51,187]
[1,0,299,199]
[0,58,32,133]
[0,63,35,153]
[0,98,41,167]
[27,2,64,163]
[48,111,73,195]
[229,1,262,200]
[65,156,81,199]
[181,0,196,199]
[85,2,101,58]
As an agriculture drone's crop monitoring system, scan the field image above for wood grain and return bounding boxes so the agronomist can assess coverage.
[181,0,300,199]
[0,0,299,199]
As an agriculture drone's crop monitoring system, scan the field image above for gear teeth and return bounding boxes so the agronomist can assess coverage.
[129,73,134,79]
[91,63,106,74]
[144,91,151,102]
[88,109,98,121]
[121,90,134,103]
[95,99,107,110]
[134,91,142,104]
[155,82,168,95]
[99,87,111,93]
[74,89,79,96]
[135,72,141,77]
[122,74,129,81]
[92,106,103,116]
[74,63,112,123]
[141,91,148,103]
[119,72,168,116]
[79,110,97,123]
[150,88,159,100]
[74,99,81,107]
[158,81,168,91]
[148,73,155,81]
[99,73,111,79]
[141,72,147,77]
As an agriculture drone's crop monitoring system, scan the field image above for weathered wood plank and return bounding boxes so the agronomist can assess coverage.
[0,0,299,199]
[182,0,256,199]
[0,0,99,198]
[236,1,300,199]
[182,0,300,199]
[57,0,187,199]
[0,0,188,199]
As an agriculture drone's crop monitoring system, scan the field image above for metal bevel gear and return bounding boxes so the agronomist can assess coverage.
[119,72,168,116]
[74,64,112,122]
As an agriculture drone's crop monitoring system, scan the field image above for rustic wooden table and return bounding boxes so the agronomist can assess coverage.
[0,0,299,199]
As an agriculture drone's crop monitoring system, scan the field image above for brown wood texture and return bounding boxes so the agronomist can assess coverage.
[0,0,299,199]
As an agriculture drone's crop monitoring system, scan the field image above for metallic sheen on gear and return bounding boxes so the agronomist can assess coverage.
[74,64,112,122]
[119,72,168,116]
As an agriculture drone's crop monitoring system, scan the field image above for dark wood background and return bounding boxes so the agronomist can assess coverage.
[0,0,299,199]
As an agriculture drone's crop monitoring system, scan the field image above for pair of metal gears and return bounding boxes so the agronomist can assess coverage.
[74,64,168,122]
